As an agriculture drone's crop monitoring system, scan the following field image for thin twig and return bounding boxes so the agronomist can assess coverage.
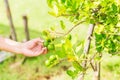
[86,52,98,70]
[64,21,85,36]
[60,13,78,17]
[90,62,96,71]
[86,53,97,70]
[48,30,64,35]
[49,21,85,36]
[89,53,98,62]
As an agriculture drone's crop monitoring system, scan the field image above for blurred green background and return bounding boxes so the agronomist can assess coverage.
[0,0,120,80]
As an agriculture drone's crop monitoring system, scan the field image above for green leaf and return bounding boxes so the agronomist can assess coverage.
[90,19,95,24]
[60,20,66,30]
[61,0,66,3]
[73,1,77,9]
[96,46,103,53]
[75,44,83,54]
[66,70,76,79]
[119,5,120,13]
[50,27,55,31]
[48,11,57,17]
[53,5,59,16]
[95,33,106,52]
[112,3,117,13]
[55,49,66,58]
[47,0,54,8]
[72,61,84,71]
[66,0,72,7]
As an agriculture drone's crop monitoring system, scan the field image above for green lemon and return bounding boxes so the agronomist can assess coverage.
[45,60,51,66]
[42,30,48,36]
[46,38,51,43]
[43,41,49,47]
[49,55,57,61]
[48,44,55,50]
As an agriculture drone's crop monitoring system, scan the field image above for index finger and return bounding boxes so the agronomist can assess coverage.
[32,38,44,43]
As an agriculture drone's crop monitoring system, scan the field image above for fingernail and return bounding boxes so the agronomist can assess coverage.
[43,47,47,54]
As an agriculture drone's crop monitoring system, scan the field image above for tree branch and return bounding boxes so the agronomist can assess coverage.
[85,52,98,71]
[84,24,95,54]
[63,21,85,36]
[60,13,77,17]
[98,53,102,80]
[90,61,96,71]
[48,30,64,35]
[49,20,85,36]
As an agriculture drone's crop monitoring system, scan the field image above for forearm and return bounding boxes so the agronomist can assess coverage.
[0,36,22,54]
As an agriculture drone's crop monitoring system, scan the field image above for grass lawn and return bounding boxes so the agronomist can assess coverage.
[0,0,120,80]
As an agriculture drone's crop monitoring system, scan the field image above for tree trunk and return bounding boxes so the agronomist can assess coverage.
[4,0,17,41]
[93,71,99,80]
[93,53,102,80]
[77,73,84,80]
[98,53,102,80]
[22,15,30,64]
[78,24,95,80]
[23,15,30,41]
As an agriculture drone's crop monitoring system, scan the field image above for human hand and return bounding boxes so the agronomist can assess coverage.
[20,38,47,57]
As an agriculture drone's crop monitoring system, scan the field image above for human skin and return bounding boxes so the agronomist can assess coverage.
[0,37,47,57]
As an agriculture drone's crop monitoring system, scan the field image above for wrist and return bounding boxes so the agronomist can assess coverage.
[4,38,22,54]
[14,42,23,54]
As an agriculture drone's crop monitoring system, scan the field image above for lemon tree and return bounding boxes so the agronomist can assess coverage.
[42,0,120,80]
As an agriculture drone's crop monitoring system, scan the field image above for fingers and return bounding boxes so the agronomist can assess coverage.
[28,42,37,49]
[31,44,43,51]
[23,47,47,57]
[42,47,48,54]
[22,49,34,57]
[28,38,44,49]
[32,38,44,43]
[22,38,48,57]
[33,47,47,56]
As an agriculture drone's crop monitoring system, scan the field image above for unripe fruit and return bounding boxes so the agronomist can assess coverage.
[43,38,52,47]
[42,30,48,36]
[48,44,55,50]
[49,55,57,61]
[45,60,51,66]
[43,41,49,47]
[46,38,51,43]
